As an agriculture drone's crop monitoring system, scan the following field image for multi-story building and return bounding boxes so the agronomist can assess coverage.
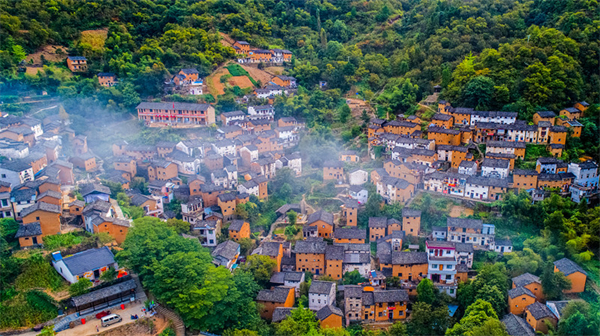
[426,240,458,297]
[191,220,220,247]
[295,239,327,275]
[136,102,215,126]
[308,281,336,311]
[446,218,495,249]
[568,161,598,189]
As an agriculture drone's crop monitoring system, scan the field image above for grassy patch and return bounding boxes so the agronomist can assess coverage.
[225,64,258,86]
[79,29,108,50]
[42,232,83,250]
[14,254,66,292]
[0,291,58,329]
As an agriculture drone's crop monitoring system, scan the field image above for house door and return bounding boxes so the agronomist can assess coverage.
[94,269,100,279]
[462,236,465,243]
[432,274,440,283]
[32,237,38,245]
[315,269,320,275]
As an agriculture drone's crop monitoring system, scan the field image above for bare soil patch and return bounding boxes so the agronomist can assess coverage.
[449,205,474,217]
[264,66,285,75]
[345,98,373,117]
[240,64,273,85]
[228,75,254,89]
[206,67,231,96]
[26,45,68,65]
[219,32,235,47]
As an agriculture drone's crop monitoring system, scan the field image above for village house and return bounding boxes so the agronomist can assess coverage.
[379,250,428,283]
[269,272,305,297]
[167,150,202,175]
[113,156,137,180]
[513,273,544,300]
[295,239,327,275]
[256,286,295,320]
[559,107,582,120]
[324,245,344,280]
[524,302,557,333]
[148,160,178,181]
[348,185,368,205]
[533,111,556,125]
[431,113,453,128]
[306,210,334,239]
[15,222,43,247]
[254,242,284,272]
[402,208,421,236]
[191,220,220,247]
[446,218,495,249]
[502,314,536,336]
[248,105,275,120]
[21,201,61,238]
[136,102,215,126]
[52,247,117,284]
[67,56,87,72]
[340,199,359,226]
[221,110,246,125]
[0,160,34,186]
[97,73,118,87]
[361,289,409,322]
[228,220,250,241]
[481,158,510,178]
[376,176,414,203]
[426,240,458,297]
[130,194,162,217]
[333,227,366,244]
[553,258,587,293]
[212,240,240,270]
[508,286,537,315]
[317,305,343,329]
[308,281,336,311]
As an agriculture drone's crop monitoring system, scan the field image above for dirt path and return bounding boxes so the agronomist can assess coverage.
[219,32,235,47]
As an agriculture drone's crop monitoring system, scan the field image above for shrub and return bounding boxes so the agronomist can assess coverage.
[15,254,64,291]
[43,233,83,250]
[69,278,92,296]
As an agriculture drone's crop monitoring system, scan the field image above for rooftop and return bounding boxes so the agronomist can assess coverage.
[553,258,587,276]
[60,247,115,275]
[309,281,335,295]
[256,286,293,303]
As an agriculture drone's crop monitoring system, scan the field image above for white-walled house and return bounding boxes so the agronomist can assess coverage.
[348,169,368,186]
[52,247,118,284]
[308,281,336,311]
[481,158,510,178]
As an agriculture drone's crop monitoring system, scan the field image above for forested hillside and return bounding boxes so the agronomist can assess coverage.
[1,0,597,113]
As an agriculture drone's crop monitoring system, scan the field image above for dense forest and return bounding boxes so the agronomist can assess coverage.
[0,0,597,115]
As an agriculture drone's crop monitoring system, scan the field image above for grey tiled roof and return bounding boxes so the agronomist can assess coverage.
[61,247,115,275]
[294,240,327,254]
[402,208,421,217]
[526,301,555,320]
[20,201,61,218]
[80,183,110,197]
[71,279,136,307]
[502,314,536,336]
[212,240,240,260]
[229,220,247,231]
[15,222,42,237]
[272,307,294,323]
[369,217,388,228]
[343,253,370,264]
[482,158,510,169]
[256,286,293,303]
[335,227,366,240]
[325,245,344,260]
[535,111,556,118]
[260,242,281,257]
[344,285,363,299]
[309,281,335,295]
[512,273,540,287]
[553,258,587,276]
[447,218,483,229]
[307,210,334,225]
[455,243,474,253]
[316,305,343,321]
[392,252,428,265]
[508,286,536,299]
[10,188,37,202]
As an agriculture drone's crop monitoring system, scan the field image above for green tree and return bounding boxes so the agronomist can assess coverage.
[460,76,495,109]
[37,325,56,336]
[166,218,191,234]
[339,104,351,123]
[238,237,255,256]
[387,321,408,336]
[446,299,507,336]
[541,264,572,300]
[342,270,366,285]
[100,268,117,282]
[407,302,449,336]
[275,306,319,336]
[474,285,506,317]
[240,254,277,287]
[287,211,298,226]
[416,278,436,305]
[69,278,92,296]
[0,218,19,242]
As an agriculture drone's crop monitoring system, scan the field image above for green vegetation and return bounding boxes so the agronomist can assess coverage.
[225,64,258,87]
[42,232,83,250]
[118,217,266,334]
[0,291,58,329]
[68,278,92,297]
